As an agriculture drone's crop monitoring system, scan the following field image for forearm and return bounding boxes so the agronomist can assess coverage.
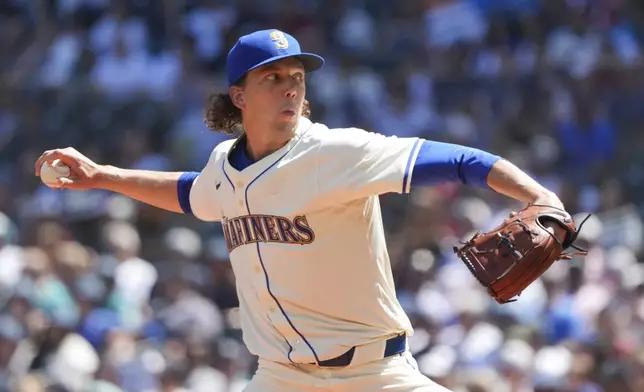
[96,166,185,213]
[486,159,555,204]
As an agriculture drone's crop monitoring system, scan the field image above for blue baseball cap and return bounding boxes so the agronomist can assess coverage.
[226,29,325,87]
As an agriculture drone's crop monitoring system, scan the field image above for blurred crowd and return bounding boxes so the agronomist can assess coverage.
[1,0,644,391]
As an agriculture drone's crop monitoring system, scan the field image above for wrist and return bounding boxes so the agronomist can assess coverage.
[532,190,565,210]
[530,190,553,202]
[94,165,120,190]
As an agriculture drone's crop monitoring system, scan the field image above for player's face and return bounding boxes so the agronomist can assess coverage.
[241,58,306,131]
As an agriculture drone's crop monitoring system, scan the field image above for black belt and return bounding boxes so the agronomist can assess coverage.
[316,333,407,368]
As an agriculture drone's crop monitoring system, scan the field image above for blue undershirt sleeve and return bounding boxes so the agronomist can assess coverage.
[410,140,502,190]
[177,171,200,214]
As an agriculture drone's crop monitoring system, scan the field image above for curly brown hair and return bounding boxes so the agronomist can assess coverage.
[204,76,311,135]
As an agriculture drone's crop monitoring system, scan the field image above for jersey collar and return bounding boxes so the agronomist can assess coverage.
[222,116,313,181]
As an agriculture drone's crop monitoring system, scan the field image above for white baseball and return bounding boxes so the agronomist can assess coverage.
[40,159,71,188]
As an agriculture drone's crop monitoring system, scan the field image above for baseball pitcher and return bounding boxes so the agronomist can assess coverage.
[35,29,586,391]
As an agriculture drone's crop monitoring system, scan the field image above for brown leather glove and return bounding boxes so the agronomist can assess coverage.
[453,204,590,304]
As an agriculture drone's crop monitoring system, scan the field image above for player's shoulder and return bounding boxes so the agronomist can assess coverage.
[308,123,397,155]
[306,120,370,138]
[207,138,236,163]
[305,120,383,146]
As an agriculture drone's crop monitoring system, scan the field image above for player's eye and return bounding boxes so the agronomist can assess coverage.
[293,73,304,83]
[266,73,278,81]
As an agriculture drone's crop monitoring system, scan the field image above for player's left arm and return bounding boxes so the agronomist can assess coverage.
[411,140,563,208]
[317,129,562,208]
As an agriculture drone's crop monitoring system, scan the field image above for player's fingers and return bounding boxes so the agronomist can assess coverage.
[34,149,70,175]
[55,177,76,189]
[56,177,89,190]
[34,150,56,176]
[35,148,79,176]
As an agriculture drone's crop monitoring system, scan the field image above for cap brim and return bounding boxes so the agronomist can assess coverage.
[246,52,325,75]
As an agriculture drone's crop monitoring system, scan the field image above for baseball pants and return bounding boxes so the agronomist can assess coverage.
[243,351,453,392]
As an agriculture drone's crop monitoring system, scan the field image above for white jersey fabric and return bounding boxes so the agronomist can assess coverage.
[189,117,422,364]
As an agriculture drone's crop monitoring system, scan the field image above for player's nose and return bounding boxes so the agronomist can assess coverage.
[284,87,297,99]
[283,78,300,99]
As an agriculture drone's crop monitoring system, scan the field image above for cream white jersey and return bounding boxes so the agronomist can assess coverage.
[189,117,422,364]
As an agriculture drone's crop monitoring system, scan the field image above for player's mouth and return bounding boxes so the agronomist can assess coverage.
[281,108,297,117]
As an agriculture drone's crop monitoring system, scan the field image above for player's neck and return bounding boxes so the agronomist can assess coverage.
[243,121,297,161]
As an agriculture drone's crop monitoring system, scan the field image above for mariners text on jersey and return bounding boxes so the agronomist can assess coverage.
[222,214,315,252]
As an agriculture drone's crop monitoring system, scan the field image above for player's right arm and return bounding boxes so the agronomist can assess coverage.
[34,147,221,221]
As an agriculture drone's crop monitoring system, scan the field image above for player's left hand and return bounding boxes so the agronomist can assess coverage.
[532,191,568,244]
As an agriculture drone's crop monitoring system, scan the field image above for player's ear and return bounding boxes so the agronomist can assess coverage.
[229,86,245,110]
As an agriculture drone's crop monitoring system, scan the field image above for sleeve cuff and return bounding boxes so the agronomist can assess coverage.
[177,172,199,214]
[402,138,423,194]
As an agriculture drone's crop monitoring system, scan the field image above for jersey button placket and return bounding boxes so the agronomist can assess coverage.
[238,178,288,344]
[235,181,245,209]
[266,306,277,324]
